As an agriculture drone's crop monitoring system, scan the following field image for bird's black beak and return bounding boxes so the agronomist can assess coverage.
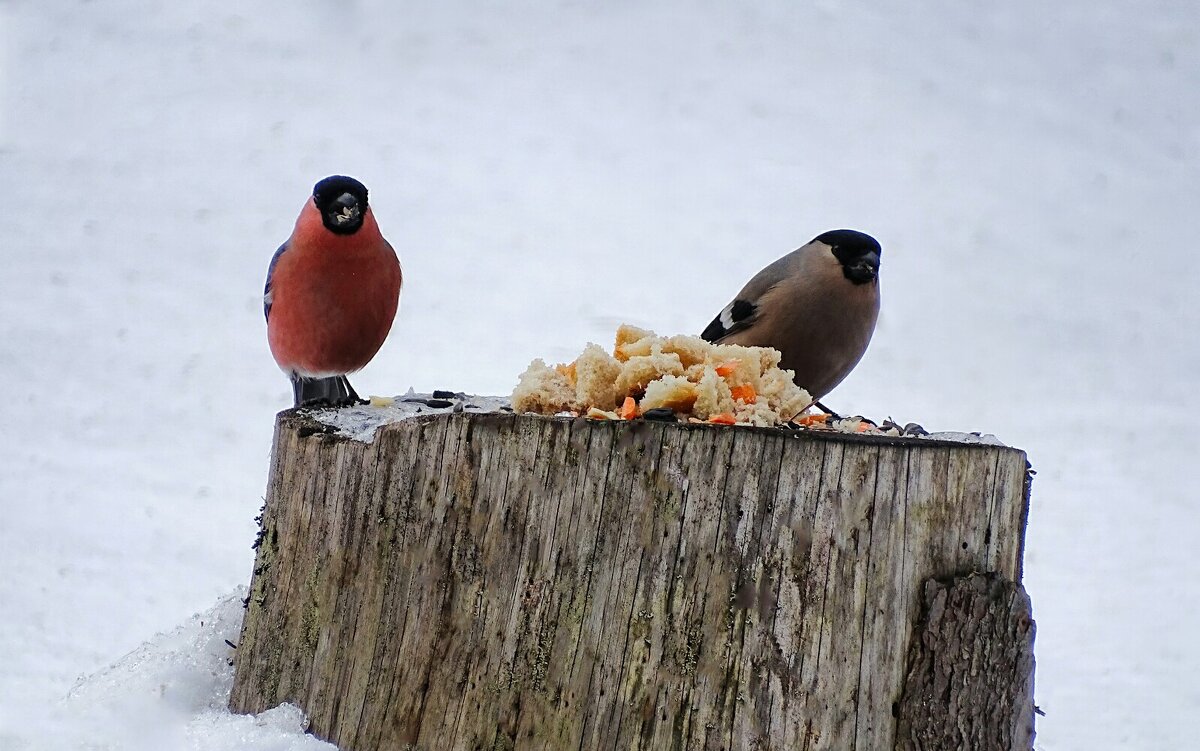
[319,191,365,234]
[329,192,362,226]
[844,250,880,284]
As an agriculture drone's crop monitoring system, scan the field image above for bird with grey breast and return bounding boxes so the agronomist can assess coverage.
[700,229,881,405]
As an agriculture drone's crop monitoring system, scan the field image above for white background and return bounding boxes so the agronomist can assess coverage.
[1,2,1197,748]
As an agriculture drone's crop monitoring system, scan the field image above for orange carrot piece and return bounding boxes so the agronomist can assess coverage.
[708,412,737,425]
[730,384,757,403]
[619,396,638,420]
[856,421,872,432]
[796,413,829,426]
[714,360,740,377]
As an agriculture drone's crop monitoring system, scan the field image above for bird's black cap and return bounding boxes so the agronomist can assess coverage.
[815,229,881,284]
[814,229,880,257]
[313,175,369,235]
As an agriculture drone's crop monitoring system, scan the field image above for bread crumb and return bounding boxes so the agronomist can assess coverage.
[574,343,622,410]
[641,374,699,413]
[512,358,577,414]
[512,326,813,426]
[616,352,684,396]
[615,324,654,361]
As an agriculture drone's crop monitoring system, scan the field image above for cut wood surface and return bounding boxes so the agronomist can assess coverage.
[230,410,1034,750]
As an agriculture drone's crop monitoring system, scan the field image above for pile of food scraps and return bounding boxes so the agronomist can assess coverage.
[511,325,815,427]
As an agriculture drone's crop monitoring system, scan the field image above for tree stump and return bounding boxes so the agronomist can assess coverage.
[230,410,1035,750]
[895,574,1036,750]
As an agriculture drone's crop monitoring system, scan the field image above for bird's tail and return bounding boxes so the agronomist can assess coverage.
[291,374,361,407]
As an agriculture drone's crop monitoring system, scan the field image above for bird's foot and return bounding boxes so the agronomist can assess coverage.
[341,381,366,406]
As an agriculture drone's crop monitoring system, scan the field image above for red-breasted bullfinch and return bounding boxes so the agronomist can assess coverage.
[264,176,402,407]
[701,229,881,402]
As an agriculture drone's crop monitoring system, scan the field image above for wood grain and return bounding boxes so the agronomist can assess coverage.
[231,411,1034,750]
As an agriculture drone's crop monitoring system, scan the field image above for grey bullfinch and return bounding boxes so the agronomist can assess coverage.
[701,229,881,401]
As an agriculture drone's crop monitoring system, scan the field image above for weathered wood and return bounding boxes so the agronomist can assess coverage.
[231,411,1034,750]
[895,574,1036,751]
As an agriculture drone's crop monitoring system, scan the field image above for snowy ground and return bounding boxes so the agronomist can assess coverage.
[1,1,1197,748]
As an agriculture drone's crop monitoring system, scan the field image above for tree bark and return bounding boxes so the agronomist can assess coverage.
[895,574,1036,751]
[230,410,1034,750]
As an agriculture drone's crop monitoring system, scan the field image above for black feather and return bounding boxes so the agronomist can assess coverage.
[701,299,756,342]
[313,175,369,235]
[814,229,882,284]
[263,242,288,321]
[700,315,726,342]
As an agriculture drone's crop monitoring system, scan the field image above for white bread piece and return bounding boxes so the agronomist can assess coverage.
[512,327,813,426]
[574,343,623,410]
[512,358,576,415]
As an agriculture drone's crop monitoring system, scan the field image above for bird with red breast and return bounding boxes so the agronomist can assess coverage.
[264,175,402,406]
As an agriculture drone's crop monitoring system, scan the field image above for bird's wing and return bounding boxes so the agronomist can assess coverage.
[263,241,289,322]
[700,249,804,342]
[701,298,759,341]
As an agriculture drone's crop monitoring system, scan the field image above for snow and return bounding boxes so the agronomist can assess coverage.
[1,1,1197,748]
[315,394,1014,446]
[2,591,334,751]
[313,391,513,442]
[924,432,1007,447]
